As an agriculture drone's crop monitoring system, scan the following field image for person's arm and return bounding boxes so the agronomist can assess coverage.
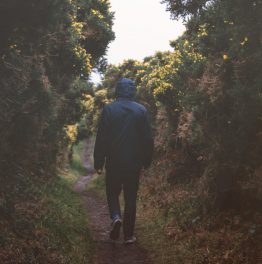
[142,110,154,169]
[94,106,110,173]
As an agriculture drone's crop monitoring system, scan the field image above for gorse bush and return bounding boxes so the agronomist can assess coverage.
[86,0,262,210]
[0,0,114,182]
[81,1,262,262]
[0,1,114,261]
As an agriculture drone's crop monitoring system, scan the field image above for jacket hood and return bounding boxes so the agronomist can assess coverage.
[115,78,136,99]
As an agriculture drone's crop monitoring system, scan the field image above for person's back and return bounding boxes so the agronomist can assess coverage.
[93,78,153,244]
[94,78,153,174]
[104,99,150,172]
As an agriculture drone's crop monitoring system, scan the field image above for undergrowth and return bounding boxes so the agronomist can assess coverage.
[0,143,93,264]
[83,140,262,263]
[136,159,262,264]
[69,142,88,178]
[88,173,106,197]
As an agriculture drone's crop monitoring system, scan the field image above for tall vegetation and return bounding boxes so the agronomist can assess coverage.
[86,0,262,209]
[0,0,114,262]
[83,1,262,262]
[0,0,114,195]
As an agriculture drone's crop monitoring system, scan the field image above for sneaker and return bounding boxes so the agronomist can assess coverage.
[109,218,122,240]
[124,236,137,245]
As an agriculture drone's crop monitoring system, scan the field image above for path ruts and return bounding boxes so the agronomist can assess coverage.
[74,140,151,264]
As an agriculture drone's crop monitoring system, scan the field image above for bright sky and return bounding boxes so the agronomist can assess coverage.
[107,0,185,64]
[91,0,185,82]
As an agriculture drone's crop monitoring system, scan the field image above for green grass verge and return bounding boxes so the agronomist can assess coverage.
[42,141,93,262]
[37,141,94,263]
[69,141,88,178]
[136,165,262,264]
[88,173,106,197]
[40,176,93,263]
[0,141,94,264]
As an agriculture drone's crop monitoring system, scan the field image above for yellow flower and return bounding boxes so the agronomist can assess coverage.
[184,40,190,47]
[223,54,229,61]
[198,23,208,37]
[65,125,78,142]
[91,9,104,19]
[240,37,248,46]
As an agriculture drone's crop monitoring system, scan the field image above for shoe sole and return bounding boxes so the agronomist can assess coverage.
[124,237,137,245]
[109,220,122,240]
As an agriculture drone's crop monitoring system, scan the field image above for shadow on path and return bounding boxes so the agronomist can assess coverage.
[74,140,151,264]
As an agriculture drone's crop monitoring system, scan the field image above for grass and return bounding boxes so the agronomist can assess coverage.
[38,174,94,264]
[84,142,261,263]
[38,141,94,263]
[135,161,262,264]
[88,173,106,196]
[47,141,94,263]
[39,142,94,264]
[0,141,94,264]
[83,137,107,198]
[83,153,262,264]
[70,141,262,264]
[69,141,88,178]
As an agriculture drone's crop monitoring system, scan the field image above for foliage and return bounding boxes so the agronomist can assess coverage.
[0,0,114,261]
[161,0,213,19]
[89,0,262,209]
[80,2,262,262]
[137,167,262,264]
[0,173,93,264]
[0,0,114,189]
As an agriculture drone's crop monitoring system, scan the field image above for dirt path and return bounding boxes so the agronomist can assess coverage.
[74,140,151,264]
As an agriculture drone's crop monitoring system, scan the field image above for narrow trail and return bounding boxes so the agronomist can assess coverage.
[74,140,151,264]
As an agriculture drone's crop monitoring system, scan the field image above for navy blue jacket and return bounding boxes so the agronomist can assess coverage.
[94,78,154,172]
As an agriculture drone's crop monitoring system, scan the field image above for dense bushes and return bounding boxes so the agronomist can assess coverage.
[0,0,114,187]
[86,0,262,210]
[1,0,260,261]
[0,0,114,262]
[79,1,262,262]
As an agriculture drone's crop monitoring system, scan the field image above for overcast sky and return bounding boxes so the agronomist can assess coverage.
[107,0,185,64]
[91,0,185,82]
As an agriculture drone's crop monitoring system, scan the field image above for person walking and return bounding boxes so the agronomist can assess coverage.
[94,78,154,244]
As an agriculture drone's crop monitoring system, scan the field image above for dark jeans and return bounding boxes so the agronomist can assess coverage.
[106,169,140,237]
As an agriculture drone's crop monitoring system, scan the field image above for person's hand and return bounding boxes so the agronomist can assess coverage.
[96,169,102,175]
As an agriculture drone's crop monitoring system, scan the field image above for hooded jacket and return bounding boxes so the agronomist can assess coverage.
[94,78,154,173]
